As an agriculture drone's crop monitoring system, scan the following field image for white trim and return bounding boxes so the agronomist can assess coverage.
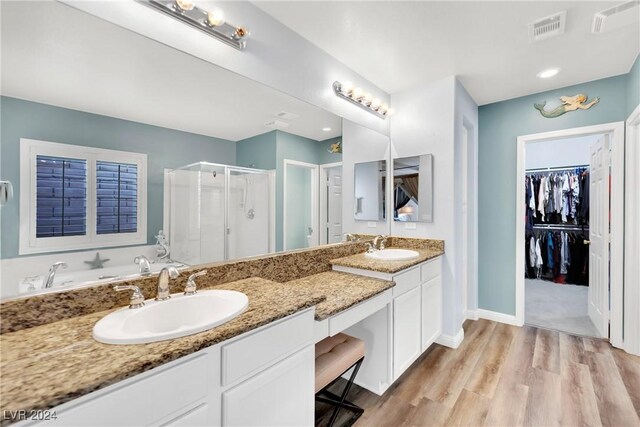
[319,162,343,245]
[476,309,521,326]
[19,139,147,255]
[282,159,320,251]
[623,104,640,355]
[515,122,625,339]
[464,309,478,321]
[435,328,464,349]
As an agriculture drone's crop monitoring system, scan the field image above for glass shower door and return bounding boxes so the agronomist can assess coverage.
[227,168,271,259]
[169,163,225,265]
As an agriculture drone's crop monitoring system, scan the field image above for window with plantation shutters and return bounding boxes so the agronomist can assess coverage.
[96,161,138,235]
[35,155,87,238]
[20,139,147,255]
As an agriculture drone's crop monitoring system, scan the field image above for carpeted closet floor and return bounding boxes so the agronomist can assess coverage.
[525,279,600,337]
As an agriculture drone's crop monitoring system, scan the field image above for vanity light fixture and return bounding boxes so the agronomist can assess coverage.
[537,68,561,79]
[140,0,249,50]
[333,81,392,119]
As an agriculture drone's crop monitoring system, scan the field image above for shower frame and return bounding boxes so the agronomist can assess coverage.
[166,161,275,263]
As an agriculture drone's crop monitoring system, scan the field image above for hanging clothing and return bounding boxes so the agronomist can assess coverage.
[525,229,589,286]
[525,168,590,226]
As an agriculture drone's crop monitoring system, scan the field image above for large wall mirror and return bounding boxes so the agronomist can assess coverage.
[353,160,386,221]
[392,155,434,222]
[0,1,345,299]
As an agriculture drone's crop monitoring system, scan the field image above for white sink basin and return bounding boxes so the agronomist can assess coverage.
[365,248,420,261]
[93,290,248,345]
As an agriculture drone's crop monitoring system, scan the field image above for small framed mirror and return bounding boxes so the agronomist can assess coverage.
[393,154,433,222]
[353,160,386,221]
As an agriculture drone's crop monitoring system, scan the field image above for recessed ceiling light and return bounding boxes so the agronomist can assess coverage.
[322,127,332,132]
[537,68,561,79]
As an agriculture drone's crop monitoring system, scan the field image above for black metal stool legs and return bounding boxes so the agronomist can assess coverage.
[316,357,365,427]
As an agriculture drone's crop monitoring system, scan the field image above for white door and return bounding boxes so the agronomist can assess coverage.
[588,135,610,338]
[393,286,421,380]
[326,166,342,243]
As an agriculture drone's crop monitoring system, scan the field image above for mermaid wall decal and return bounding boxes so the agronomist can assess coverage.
[534,94,600,118]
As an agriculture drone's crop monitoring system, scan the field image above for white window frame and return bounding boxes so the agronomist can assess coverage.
[19,138,147,255]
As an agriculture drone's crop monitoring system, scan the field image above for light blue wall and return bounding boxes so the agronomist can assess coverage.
[236,131,277,169]
[317,136,343,165]
[478,74,630,315]
[627,54,640,116]
[0,96,236,259]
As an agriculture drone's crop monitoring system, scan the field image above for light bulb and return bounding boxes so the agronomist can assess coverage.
[175,0,195,11]
[386,108,395,116]
[536,68,561,79]
[340,81,354,95]
[379,104,389,114]
[206,9,225,26]
[371,98,382,110]
[352,87,364,101]
[363,93,373,106]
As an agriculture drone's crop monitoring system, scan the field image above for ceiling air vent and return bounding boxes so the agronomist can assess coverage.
[264,120,290,129]
[528,11,567,42]
[592,1,639,34]
[274,111,299,120]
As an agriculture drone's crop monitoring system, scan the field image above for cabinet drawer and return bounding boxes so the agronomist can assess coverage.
[221,309,314,386]
[392,266,421,297]
[420,257,442,283]
[38,353,210,426]
[222,346,314,427]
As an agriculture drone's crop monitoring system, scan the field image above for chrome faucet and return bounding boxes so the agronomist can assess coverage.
[42,262,68,288]
[156,266,179,301]
[373,235,388,250]
[114,285,145,309]
[344,233,356,242]
[134,255,152,275]
[184,270,207,296]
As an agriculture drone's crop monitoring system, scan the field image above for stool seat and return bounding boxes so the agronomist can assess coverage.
[315,333,365,393]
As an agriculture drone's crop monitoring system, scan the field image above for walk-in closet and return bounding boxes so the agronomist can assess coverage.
[524,134,603,337]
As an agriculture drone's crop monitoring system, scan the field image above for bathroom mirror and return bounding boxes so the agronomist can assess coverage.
[0,1,344,299]
[392,155,434,223]
[353,160,387,221]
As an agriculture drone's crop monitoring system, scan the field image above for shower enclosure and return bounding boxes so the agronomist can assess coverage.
[167,162,274,265]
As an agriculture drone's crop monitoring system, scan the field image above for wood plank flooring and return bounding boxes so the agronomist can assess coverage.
[315,320,640,427]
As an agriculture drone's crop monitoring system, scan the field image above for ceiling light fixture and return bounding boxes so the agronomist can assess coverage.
[333,81,391,119]
[537,68,561,79]
[140,0,249,50]
[322,127,332,132]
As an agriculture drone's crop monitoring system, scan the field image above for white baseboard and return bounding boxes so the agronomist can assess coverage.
[464,309,478,320]
[435,328,464,349]
[475,309,522,326]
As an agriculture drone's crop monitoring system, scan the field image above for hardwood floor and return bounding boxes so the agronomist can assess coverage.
[315,319,640,427]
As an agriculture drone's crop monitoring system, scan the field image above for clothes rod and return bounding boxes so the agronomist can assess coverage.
[526,164,589,173]
[531,224,589,231]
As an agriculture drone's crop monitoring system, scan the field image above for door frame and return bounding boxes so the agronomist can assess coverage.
[319,162,342,245]
[282,159,320,251]
[515,122,624,345]
[624,105,640,355]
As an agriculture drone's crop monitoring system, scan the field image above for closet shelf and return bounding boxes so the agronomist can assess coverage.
[531,224,588,231]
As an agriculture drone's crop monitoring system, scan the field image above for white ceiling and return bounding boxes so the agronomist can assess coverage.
[0,1,341,142]
[255,1,640,105]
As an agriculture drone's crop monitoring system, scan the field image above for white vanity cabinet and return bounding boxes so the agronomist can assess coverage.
[23,309,315,427]
[333,256,443,386]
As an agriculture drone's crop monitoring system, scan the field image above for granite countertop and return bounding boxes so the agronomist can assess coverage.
[0,277,324,419]
[330,246,444,274]
[285,271,395,320]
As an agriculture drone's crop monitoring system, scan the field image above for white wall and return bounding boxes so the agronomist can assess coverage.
[343,120,391,236]
[61,0,390,137]
[354,161,382,221]
[389,76,478,340]
[525,135,599,169]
